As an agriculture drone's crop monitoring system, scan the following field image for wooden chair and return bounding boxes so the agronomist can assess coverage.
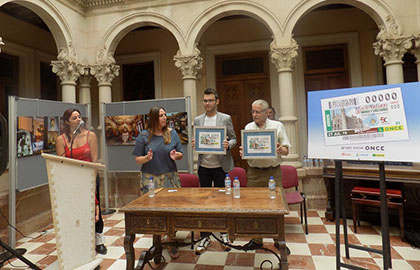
[229,167,247,187]
[179,173,200,249]
[350,186,405,239]
[281,165,308,234]
[179,173,200,187]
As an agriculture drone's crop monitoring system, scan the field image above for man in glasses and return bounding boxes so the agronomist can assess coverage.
[193,88,237,254]
[241,99,291,252]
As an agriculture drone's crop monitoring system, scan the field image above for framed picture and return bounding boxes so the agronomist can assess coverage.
[241,129,277,159]
[194,126,226,154]
[105,115,143,145]
[48,116,59,132]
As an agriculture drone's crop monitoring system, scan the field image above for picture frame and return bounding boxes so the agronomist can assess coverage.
[241,129,277,159]
[194,126,226,154]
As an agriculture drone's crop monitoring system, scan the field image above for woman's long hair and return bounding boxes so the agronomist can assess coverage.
[146,106,171,144]
[62,108,81,141]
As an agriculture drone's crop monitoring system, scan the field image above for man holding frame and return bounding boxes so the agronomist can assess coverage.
[193,88,237,254]
[240,99,291,250]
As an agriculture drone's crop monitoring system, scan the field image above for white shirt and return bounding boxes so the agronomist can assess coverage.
[199,114,221,168]
[245,118,291,168]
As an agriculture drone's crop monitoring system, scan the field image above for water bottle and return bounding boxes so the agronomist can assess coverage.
[303,155,308,167]
[268,176,276,199]
[148,177,155,197]
[225,174,232,195]
[308,158,313,167]
[233,177,240,198]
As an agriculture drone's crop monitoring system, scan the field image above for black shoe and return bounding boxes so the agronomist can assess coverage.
[274,242,291,255]
[242,240,263,251]
[96,244,107,255]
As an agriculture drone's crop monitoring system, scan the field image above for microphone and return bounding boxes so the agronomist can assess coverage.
[73,120,85,135]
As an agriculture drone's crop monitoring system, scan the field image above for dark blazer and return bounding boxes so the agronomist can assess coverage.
[194,111,237,172]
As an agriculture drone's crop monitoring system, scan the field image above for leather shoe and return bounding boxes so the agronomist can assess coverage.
[96,244,107,255]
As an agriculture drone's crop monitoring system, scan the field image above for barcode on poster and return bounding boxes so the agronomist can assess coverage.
[328,98,359,109]
[342,133,384,141]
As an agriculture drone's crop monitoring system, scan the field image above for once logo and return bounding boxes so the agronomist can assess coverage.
[365,145,384,151]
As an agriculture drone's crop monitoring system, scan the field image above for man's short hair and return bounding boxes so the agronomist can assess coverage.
[204,88,219,99]
[252,99,269,111]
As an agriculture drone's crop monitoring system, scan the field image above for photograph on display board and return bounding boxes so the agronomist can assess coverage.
[17,116,34,157]
[48,116,59,132]
[46,131,58,152]
[45,116,59,152]
[168,112,188,144]
[32,117,45,154]
[105,115,144,145]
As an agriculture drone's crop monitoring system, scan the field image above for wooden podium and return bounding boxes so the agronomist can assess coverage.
[42,153,104,270]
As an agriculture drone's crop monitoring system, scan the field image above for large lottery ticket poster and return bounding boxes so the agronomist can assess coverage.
[307,82,420,162]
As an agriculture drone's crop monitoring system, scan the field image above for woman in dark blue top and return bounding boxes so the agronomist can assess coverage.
[133,106,184,194]
[133,106,184,259]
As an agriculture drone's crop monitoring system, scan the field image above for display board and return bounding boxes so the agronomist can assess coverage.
[307,82,420,162]
[102,97,192,172]
[9,96,89,191]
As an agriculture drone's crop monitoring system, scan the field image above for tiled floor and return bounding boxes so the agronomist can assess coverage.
[2,210,420,269]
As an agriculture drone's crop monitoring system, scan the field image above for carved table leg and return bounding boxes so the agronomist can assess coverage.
[276,240,289,270]
[124,233,135,270]
[152,235,162,264]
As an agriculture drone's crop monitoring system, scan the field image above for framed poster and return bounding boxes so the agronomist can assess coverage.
[307,82,420,162]
[241,129,277,159]
[194,126,226,154]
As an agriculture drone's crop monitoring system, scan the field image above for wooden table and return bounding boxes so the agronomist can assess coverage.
[120,187,289,270]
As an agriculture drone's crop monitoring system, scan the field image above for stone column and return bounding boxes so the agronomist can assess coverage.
[78,75,92,105]
[90,53,120,112]
[77,65,91,105]
[51,45,80,103]
[270,39,300,167]
[173,44,203,118]
[373,26,413,85]
[90,52,120,159]
[411,34,420,80]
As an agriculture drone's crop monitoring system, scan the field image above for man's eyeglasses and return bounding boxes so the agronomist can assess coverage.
[202,99,216,103]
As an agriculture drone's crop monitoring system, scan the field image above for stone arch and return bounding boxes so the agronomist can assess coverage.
[2,0,72,54]
[100,12,186,61]
[186,0,283,53]
[284,0,402,40]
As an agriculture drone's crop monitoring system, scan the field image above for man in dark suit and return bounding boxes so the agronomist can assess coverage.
[193,88,237,254]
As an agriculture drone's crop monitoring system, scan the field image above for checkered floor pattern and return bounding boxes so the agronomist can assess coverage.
[2,210,420,269]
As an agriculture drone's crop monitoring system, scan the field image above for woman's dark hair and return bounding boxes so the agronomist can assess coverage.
[146,106,170,144]
[62,108,81,140]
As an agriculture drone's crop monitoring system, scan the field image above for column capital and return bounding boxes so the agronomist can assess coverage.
[79,74,92,85]
[0,37,5,53]
[270,39,299,72]
[373,25,413,65]
[90,51,120,85]
[173,44,203,79]
[51,42,83,83]
[410,34,420,63]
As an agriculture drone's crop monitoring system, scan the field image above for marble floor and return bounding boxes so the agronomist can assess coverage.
[2,210,420,270]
